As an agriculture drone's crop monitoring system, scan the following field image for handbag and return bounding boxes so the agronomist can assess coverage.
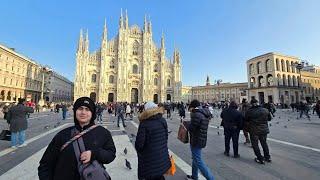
[73,137,111,180]
[165,155,176,176]
[177,122,189,143]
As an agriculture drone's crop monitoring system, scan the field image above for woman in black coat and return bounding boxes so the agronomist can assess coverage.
[38,97,116,180]
[135,101,171,180]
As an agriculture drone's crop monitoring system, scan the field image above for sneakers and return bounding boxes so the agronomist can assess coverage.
[264,158,272,163]
[10,146,18,149]
[186,175,195,179]
[254,158,265,164]
[18,143,27,148]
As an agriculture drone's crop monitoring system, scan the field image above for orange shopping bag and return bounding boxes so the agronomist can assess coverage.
[165,155,176,176]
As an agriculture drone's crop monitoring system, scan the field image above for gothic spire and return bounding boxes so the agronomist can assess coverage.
[101,19,107,50]
[77,29,84,53]
[144,14,148,32]
[119,8,123,29]
[161,31,165,49]
[125,9,129,29]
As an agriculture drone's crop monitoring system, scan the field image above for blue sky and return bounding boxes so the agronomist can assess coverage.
[1,0,320,86]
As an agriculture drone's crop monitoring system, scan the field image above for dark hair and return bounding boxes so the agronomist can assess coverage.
[189,99,200,109]
[229,101,238,108]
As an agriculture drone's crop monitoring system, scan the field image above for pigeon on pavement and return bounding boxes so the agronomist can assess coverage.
[125,159,132,170]
[124,148,127,155]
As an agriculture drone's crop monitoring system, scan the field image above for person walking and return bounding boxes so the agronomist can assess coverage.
[245,99,272,164]
[299,101,310,120]
[125,103,132,119]
[186,99,214,180]
[239,99,251,145]
[38,97,116,180]
[117,103,126,127]
[6,98,34,148]
[96,103,104,124]
[315,100,320,118]
[61,103,68,120]
[135,101,171,180]
[178,102,186,122]
[220,101,243,158]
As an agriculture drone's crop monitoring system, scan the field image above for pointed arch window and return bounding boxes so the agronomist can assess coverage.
[154,78,158,85]
[132,64,138,74]
[167,79,171,87]
[109,75,114,84]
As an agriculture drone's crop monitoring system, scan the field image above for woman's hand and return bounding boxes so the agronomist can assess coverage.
[80,150,92,164]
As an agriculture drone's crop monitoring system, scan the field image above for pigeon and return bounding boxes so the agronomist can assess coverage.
[276,122,280,124]
[124,148,127,155]
[168,131,172,134]
[278,117,281,119]
[44,125,50,129]
[125,159,132,170]
[284,125,287,128]
[217,131,220,135]
[287,119,290,122]
[269,123,272,127]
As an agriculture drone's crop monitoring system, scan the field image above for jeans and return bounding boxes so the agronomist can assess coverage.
[62,111,67,120]
[190,145,214,180]
[250,133,270,160]
[224,128,240,155]
[117,114,126,127]
[11,130,26,147]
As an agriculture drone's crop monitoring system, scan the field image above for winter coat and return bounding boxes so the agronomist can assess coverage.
[179,107,186,117]
[6,104,34,133]
[188,107,211,148]
[135,107,170,179]
[220,107,243,130]
[245,105,271,135]
[126,105,131,114]
[38,119,116,180]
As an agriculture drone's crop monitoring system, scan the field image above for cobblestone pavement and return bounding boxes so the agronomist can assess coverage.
[0,108,319,180]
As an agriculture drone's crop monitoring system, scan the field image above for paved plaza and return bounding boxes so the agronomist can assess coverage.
[0,108,320,180]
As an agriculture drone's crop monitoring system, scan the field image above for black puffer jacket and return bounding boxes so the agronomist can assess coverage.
[189,107,211,148]
[135,107,171,179]
[245,105,271,135]
[220,107,243,130]
[38,121,116,180]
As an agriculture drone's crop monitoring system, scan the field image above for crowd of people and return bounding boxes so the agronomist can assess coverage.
[1,96,320,180]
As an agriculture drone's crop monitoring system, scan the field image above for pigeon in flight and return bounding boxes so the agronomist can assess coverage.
[124,148,127,155]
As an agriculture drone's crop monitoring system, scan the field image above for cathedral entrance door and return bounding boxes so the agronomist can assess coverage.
[108,93,114,102]
[90,92,97,102]
[166,94,171,102]
[153,94,158,104]
[131,88,138,103]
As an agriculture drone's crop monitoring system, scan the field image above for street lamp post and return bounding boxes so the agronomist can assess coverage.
[38,67,52,106]
[292,61,306,101]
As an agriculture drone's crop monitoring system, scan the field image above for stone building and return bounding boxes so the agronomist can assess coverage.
[0,44,43,103]
[301,65,320,102]
[187,76,248,103]
[247,52,320,105]
[74,11,182,103]
[45,71,74,103]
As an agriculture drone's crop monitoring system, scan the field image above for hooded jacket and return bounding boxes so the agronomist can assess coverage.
[38,112,116,180]
[135,107,171,179]
[189,107,211,148]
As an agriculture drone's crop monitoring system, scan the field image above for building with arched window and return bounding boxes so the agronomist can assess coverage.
[247,52,320,105]
[74,11,182,103]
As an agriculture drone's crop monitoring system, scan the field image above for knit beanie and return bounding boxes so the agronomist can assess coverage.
[73,97,96,123]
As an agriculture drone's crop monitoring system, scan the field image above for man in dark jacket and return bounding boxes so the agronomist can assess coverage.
[135,101,170,180]
[220,101,243,158]
[38,97,116,180]
[6,98,34,148]
[316,100,320,118]
[117,103,126,127]
[245,99,272,164]
[239,99,251,144]
[186,99,214,180]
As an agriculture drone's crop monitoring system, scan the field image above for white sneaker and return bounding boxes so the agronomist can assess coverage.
[11,146,18,149]
[18,143,27,147]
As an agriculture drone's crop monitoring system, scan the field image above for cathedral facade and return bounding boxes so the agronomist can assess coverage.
[74,12,182,103]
